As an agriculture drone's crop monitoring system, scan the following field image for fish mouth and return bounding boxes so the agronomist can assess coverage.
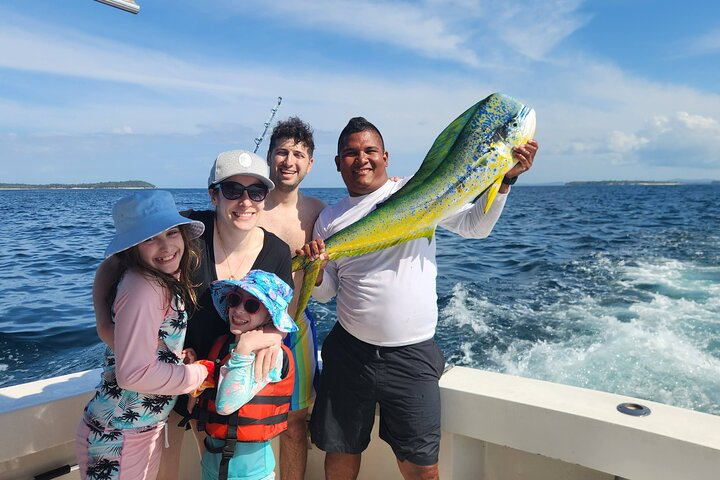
[519,107,536,141]
[493,106,536,144]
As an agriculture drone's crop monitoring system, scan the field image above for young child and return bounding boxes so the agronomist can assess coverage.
[75,190,213,480]
[192,269,298,480]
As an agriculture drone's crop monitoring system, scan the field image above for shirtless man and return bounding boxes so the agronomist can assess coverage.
[259,117,325,480]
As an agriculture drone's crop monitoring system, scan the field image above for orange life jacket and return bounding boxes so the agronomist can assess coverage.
[193,334,295,443]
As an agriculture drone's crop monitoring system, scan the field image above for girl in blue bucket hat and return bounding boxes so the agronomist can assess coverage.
[75,190,215,480]
[188,270,297,480]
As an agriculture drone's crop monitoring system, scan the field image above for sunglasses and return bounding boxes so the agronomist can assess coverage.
[226,291,262,314]
[216,182,268,202]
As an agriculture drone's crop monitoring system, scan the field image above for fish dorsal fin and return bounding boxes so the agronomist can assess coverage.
[388,101,482,200]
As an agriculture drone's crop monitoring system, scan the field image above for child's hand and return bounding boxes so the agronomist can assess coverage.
[253,345,279,382]
[254,325,283,380]
[234,329,278,355]
[189,360,215,400]
[235,327,283,381]
[181,348,197,364]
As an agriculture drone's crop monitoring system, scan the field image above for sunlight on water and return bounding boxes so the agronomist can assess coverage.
[439,257,720,415]
[2,185,719,419]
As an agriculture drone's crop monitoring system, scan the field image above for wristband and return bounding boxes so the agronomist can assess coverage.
[502,176,518,186]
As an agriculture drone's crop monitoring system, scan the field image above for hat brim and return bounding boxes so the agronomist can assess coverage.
[104,216,205,258]
[211,280,298,333]
[211,173,275,192]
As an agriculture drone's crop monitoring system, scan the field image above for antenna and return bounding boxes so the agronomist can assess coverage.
[253,97,283,153]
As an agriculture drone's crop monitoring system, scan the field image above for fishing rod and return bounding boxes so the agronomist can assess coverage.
[253,97,283,153]
[94,0,140,14]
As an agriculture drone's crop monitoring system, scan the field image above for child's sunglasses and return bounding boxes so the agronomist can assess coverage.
[216,182,269,202]
[226,291,261,314]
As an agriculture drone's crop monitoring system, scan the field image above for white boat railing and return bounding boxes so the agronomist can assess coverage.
[1,366,719,479]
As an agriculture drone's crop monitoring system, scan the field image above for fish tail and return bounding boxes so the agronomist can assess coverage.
[291,254,308,273]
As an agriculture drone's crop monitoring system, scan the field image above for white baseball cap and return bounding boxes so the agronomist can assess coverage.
[208,149,275,190]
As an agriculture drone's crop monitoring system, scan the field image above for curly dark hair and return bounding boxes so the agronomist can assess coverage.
[268,116,315,157]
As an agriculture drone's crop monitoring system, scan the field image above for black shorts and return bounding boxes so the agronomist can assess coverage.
[309,323,446,466]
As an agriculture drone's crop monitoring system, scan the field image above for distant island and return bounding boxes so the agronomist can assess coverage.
[0,181,155,189]
[566,180,685,186]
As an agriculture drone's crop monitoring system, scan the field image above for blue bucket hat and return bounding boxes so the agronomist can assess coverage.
[104,190,205,258]
[211,270,298,333]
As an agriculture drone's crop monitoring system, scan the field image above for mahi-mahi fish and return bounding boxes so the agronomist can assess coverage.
[291,92,536,324]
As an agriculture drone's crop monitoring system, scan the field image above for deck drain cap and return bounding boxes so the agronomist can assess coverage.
[617,402,651,417]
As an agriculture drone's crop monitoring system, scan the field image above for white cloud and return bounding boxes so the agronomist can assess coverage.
[0,21,260,97]
[2,3,720,186]
[209,0,588,66]
[209,0,483,68]
[628,112,720,167]
[683,28,720,57]
[556,111,720,171]
[488,0,591,60]
[113,126,134,135]
[607,130,649,154]
[0,9,505,148]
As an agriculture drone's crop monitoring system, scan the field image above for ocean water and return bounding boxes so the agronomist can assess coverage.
[1,185,718,416]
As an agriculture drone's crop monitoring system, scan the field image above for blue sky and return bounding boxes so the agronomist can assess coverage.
[1,0,719,188]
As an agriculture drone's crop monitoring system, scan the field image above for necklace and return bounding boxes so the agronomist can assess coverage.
[215,225,249,280]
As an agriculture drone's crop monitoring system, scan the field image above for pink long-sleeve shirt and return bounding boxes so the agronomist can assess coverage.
[83,270,207,430]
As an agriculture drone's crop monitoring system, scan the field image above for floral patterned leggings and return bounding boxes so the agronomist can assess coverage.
[75,420,165,480]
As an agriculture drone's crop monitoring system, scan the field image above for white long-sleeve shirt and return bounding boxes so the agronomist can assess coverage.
[312,178,507,346]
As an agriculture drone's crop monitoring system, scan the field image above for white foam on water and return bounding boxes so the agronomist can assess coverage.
[622,259,720,299]
[440,284,496,366]
[458,342,475,365]
[445,258,720,415]
[442,284,492,336]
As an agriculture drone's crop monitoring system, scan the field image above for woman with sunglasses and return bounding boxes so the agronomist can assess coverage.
[93,150,292,479]
[183,149,292,371]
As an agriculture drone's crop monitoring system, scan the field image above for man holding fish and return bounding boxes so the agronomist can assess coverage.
[296,96,538,480]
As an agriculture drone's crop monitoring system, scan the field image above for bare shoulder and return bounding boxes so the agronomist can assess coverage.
[299,193,326,217]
